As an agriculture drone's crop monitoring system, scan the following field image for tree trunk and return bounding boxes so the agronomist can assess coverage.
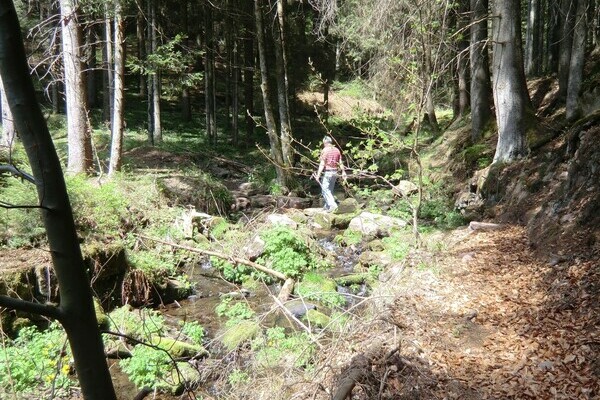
[273,0,293,169]
[0,77,15,148]
[243,0,255,141]
[232,37,240,146]
[109,0,125,175]
[60,0,93,174]
[255,0,286,186]
[180,2,191,122]
[137,7,146,97]
[547,0,561,73]
[84,25,98,108]
[205,2,217,145]
[566,0,589,121]
[146,0,154,144]
[103,8,113,124]
[491,0,532,163]
[0,3,117,399]
[150,0,162,143]
[525,0,543,76]
[456,0,470,119]
[470,0,493,142]
[558,0,576,98]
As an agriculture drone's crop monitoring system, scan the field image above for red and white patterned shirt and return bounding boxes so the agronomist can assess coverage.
[320,146,341,170]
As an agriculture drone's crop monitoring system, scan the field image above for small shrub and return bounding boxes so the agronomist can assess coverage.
[119,345,173,391]
[215,297,255,326]
[179,320,205,345]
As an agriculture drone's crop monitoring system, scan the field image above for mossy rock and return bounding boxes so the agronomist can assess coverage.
[219,320,260,351]
[304,309,331,328]
[334,198,360,214]
[0,267,37,300]
[330,213,356,229]
[295,272,346,308]
[150,335,208,358]
[158,174,233,215]
[335,273,368,286]
[169,361,202,395]
[94,298,109,330]
[313,212,334,230]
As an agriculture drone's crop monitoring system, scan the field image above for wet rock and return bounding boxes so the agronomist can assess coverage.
[219,320,260,351]
[284,300,317,317]
[358,251,392,268]
[251,195,277,208]
[335,198,360,214]
[275,196,312,209]
[243,235,266,261]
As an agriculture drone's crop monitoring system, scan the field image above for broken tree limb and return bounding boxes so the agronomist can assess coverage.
[468,221,504,231]
[332,340,384,400]
[271,296,323,349]
[138,234,287,281]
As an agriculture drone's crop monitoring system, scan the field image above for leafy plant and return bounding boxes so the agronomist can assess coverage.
[381,235,411,261]
[252,327,315,369]
[215,297,255,326]
[296,272,346,308]
[0,324,74,398]
[107,306,165,340]
[257,226,318,279]
[179,321,205,345]
[119,345,173,391]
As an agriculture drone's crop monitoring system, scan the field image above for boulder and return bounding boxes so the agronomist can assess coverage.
[243,235,266,261]
[266,213,298,228]
[393,180,418,197]
[284,299,317,317]
[348,211,408,238]
[335,198,360,214]
[304,309,331,328]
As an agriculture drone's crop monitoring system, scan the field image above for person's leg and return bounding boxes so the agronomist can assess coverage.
[321,172,338,210]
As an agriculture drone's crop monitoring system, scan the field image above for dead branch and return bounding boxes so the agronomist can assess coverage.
[138,234,287,281]
[332,340,384,400]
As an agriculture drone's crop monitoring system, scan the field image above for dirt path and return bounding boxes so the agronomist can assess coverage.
[300,225,599,400]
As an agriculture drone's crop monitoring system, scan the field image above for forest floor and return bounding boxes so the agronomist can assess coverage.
[294,224,599,400]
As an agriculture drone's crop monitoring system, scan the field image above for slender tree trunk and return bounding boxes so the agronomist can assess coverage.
[180,2,191,122]
[491,0,532,163]
[224,0,232,130]
[146,0,154,144]
[103,8,113,124]
[137,7,146,97]
[204,2,217,144]
[566,0,589,121]
[0,77,15,149]
[255,0,286,186]
[243,0,255,140]
[470,0,493,142]
[547,0,561,73]
[558,0,576,98]
[0,4,117,399]
[423,45,439,132]
[273,0,293,170]
[525,0,543,76]
[150,0,162,143]
[84,24,98,108]
[60,0,93,174]
[109,0,125,175]
[232,37,240,145]
[456,0,470,118]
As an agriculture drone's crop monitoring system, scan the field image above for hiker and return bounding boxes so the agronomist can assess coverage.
[315,135,347,212]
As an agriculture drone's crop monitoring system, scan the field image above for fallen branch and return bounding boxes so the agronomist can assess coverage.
[138,234,287,281]
[271,296,323,349]
[332,340,384,400]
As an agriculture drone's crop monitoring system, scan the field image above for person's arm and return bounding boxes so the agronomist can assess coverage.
[316,158,325,180]
[339,158,347,181]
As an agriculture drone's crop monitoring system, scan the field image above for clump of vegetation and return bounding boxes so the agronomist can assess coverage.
[251,327,316,369]
[119,345,173,391]
[0,178,45,247]
[296,272,346,308]
[215,297,256,326]
[106,306,165,340]
[0,324,74,399]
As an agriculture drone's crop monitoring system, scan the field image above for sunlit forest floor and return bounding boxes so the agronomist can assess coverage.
[290,225,599,400]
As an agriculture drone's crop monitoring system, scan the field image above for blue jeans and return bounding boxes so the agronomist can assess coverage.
[321,171,338,209]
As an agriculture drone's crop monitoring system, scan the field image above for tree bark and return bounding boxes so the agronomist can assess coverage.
[150,0,162,143]
[255,0,286,186]
[61,0,93,174]
[204,1,217,145]
[470,0,493,142]
[243,0,255,141]
[109,0,125,175]
[0,77,15,149]
[273,0,293,170]
[491,0,532,163]
[0,3,117,399]
[558,0,576,98]
[525,0,543,76]
[84,24,98,108]
[103,6,113,125]
[456,0,470,118]
[547,0,561,73]
[566,0,589,121]
[137,7,146,97]
[180,2,191,122]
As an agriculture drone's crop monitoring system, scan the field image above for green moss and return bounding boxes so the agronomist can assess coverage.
[335,274,367,286]
[149,335,207,358]
[220,320,260,351]
[295,272,346,308]
[304,309,331,328]
[93,298,109,330]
